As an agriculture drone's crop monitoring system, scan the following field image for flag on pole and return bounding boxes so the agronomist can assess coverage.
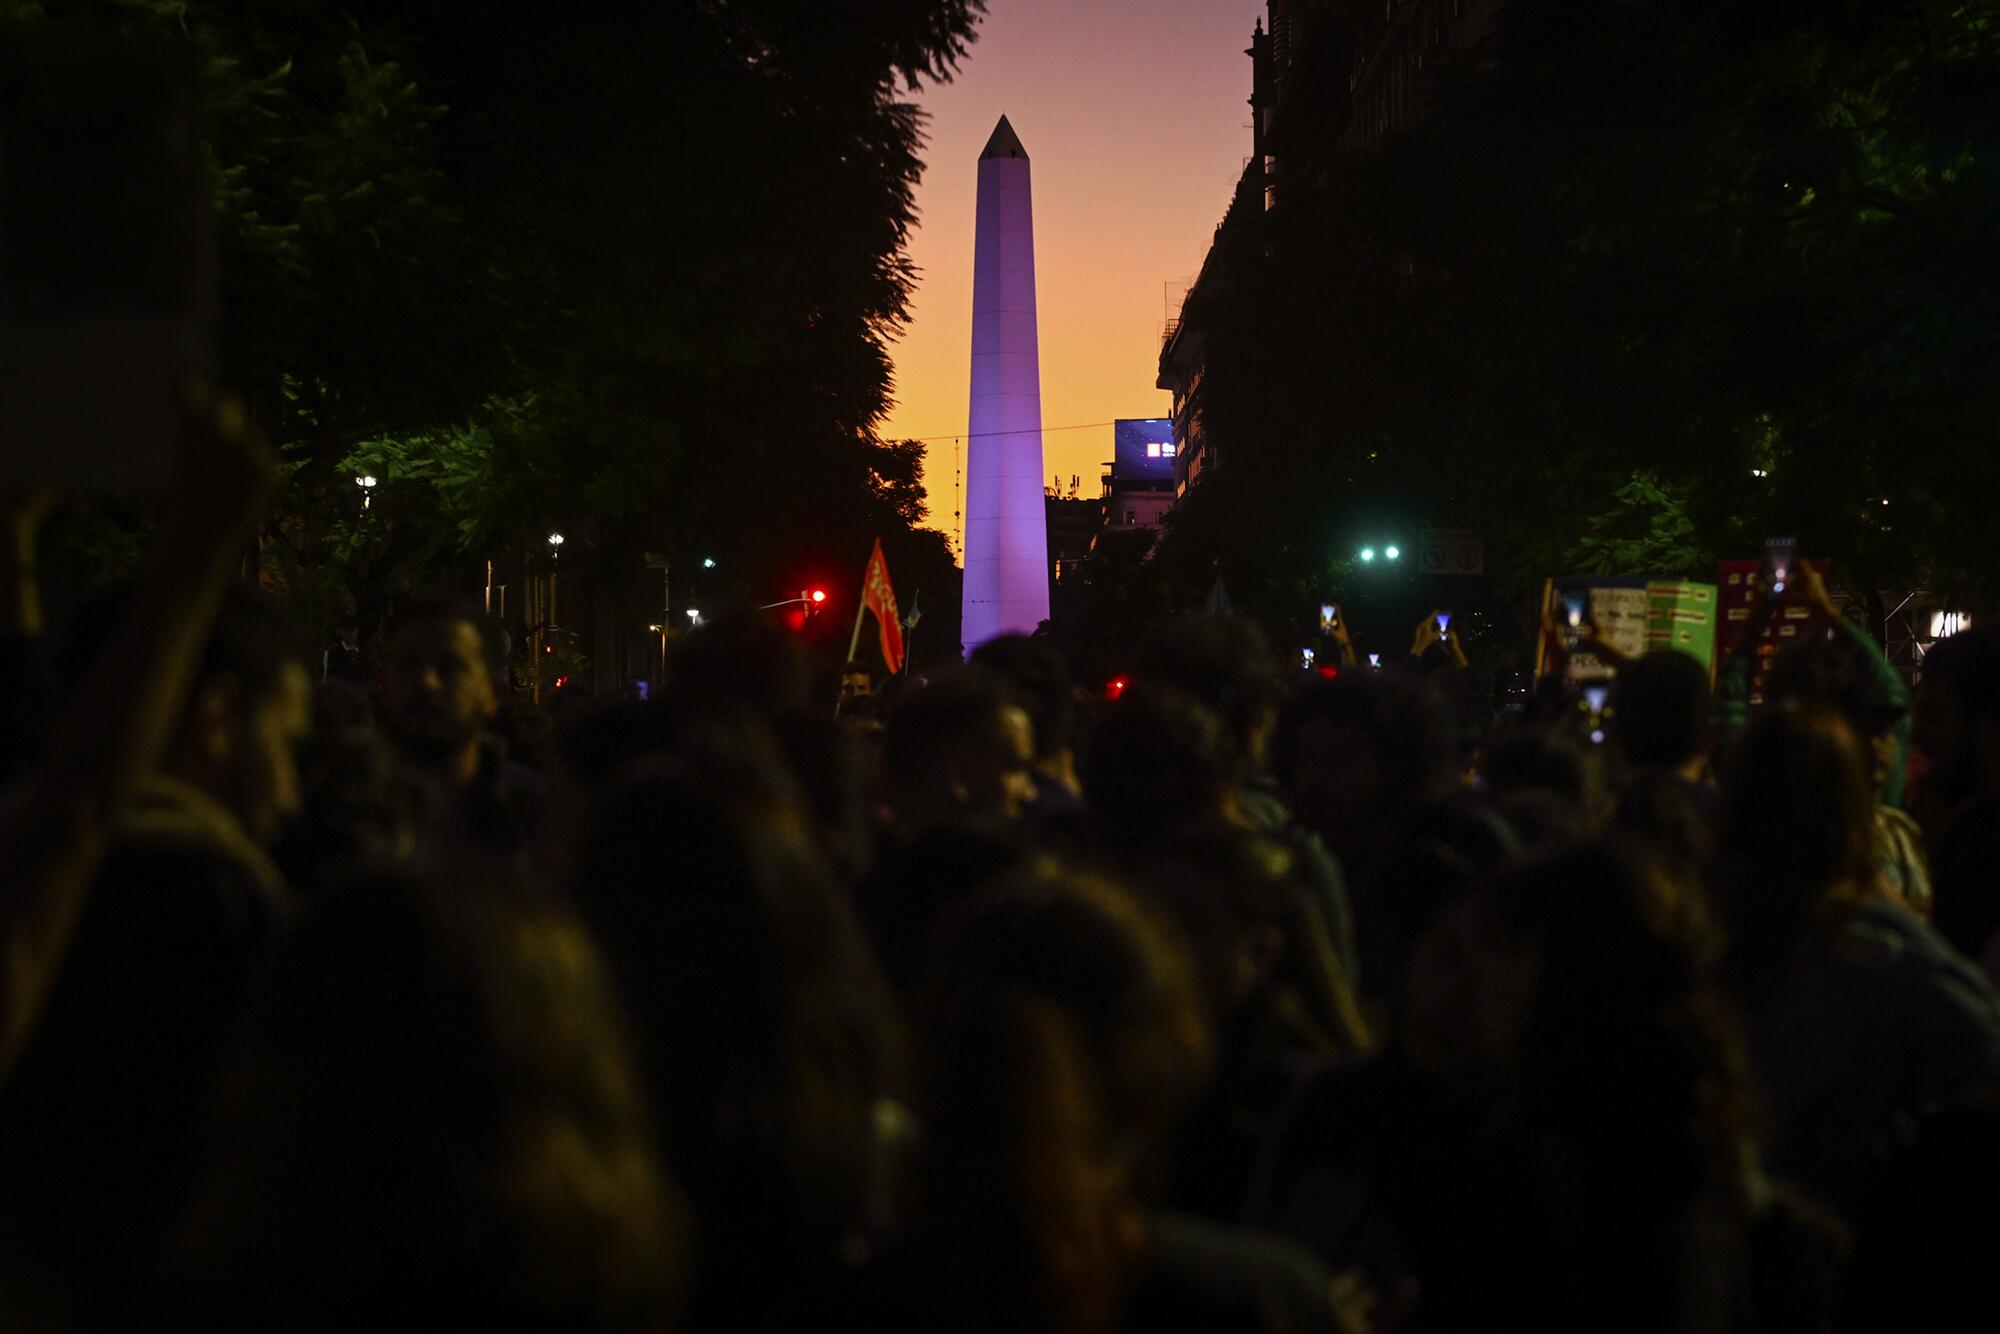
[861,538,905,673]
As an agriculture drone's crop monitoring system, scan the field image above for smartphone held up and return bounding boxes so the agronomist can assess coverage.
[1763,536,1798,598]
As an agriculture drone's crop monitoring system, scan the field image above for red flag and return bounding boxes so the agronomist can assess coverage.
[861,539,905,673]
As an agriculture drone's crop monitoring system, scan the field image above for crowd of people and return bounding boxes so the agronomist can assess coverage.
[1,402,1997,1332]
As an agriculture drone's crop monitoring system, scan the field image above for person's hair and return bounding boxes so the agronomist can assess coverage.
[1484,726,1588,805]
[1616,650,1713,769]
[572,745,908,1329]
[1129,828,1369,1059]
[386,588,509,679]
[1273,671,1456,807]
[882,666,1017,810]
[271,728,440,900]
[1766,629,1904,735]
[1139,615,1278,761]
[1920,623,2000,723]
[1358,790,1517,1021]
[972,633,1077,763]
[1711,705,1876,1005]
[1468,841,1754,1316]
[61,580,304,724]
[914,867,1211,1334]
[1613,769,1714,875]
[1084,685,1236,850]
[167,870,684,1331]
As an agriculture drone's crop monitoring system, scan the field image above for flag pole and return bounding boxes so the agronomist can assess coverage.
[835,554,870,720]
[845,591,868,665]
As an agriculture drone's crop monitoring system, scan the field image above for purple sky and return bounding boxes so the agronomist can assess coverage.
[880,0,1269,540]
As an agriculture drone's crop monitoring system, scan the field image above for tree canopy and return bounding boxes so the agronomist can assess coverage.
[8,0,980,651]
[1151,0,2000,647]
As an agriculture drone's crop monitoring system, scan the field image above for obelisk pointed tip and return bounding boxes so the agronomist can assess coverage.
[980,115,1028,161]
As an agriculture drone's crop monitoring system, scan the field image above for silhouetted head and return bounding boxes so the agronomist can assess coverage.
[1484,726,1588,807]
[64,580,311,846]
[1913,624,2000,805]
[883,667,1037,835]
[1084,685,1237,850]
[172,870,684,1331]
[1767,629,1905,790]
[1615,650,1712,773]
[971,633,1078,770]
[379,590,507,775]
[272,728,439,899]
[1612,769,1715,876]
[1129,827,1368,1058]
[1274,672,1455,864]
[1357,791,1518,1028]
[572,747,907,1325]
[1713,705,1875,1001]
[1402,840,1750,1322]
[915,867,1210,1334]
[1139,614,1279,768]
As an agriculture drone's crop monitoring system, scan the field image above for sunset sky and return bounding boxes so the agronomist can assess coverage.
[880,0,1270,543]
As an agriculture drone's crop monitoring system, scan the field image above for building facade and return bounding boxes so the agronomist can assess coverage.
[1157,0,1501,495]
[1096,419,1177,542]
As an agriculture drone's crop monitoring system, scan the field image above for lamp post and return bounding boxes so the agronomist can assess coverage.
[356,475,377,511]
[546,532,564,624]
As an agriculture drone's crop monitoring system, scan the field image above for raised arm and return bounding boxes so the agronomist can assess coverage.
[0,390,278,1077]
[1801,565,1912,807]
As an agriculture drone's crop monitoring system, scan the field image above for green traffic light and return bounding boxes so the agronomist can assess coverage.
[1359,547,1376,563]
[1385,545,1400,561]
[701,557,717,569]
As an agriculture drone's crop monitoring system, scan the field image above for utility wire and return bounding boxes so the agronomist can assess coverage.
[895,418,1132,444]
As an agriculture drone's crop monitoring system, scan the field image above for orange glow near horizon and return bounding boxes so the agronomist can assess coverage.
[881,2,1270,547]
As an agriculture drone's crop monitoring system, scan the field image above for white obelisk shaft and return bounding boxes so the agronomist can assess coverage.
[960,116,1050,655]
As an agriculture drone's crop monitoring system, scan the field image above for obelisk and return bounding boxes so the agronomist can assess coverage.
[960,115,1050,654]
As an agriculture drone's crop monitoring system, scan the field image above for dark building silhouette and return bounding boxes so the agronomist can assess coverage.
[1159,0,1501,495]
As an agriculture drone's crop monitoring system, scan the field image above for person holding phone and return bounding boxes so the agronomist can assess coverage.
[1410,611,1468,670]
[1325,604,1358,667]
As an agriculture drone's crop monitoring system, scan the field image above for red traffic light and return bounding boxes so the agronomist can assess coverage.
[1106,676,1129,700]
[810,589,827,604]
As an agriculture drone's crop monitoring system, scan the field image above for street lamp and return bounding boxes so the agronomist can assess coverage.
[758,589,830,615]
[356,475,377,510]
[1359,547,1376,563]
[1384,545,1400,561]
[701,557,717,569]
[685,608,701,624]
[543,533,566,698]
